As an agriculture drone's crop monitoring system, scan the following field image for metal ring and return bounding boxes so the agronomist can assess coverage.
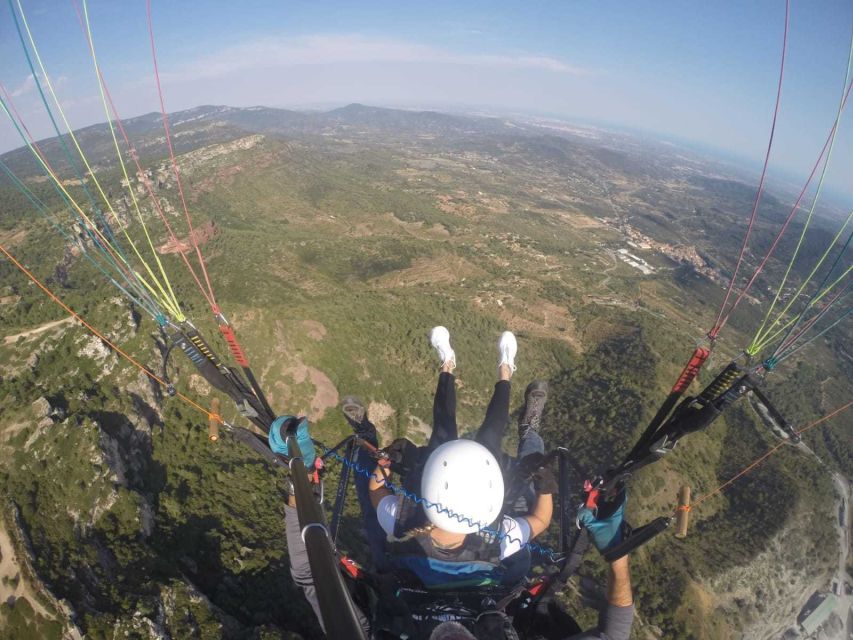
[301,522,330,543]
[287,456,303,470]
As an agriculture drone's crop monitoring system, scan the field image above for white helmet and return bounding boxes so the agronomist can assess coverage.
[420,439,504,534]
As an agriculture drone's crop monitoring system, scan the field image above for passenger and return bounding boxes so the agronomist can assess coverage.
[355,327,554,588]
[277,326,634,639]
[430,495,634,640]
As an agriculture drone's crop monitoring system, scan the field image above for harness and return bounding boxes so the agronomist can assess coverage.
[388,529,507,590]
[340,553,528,640]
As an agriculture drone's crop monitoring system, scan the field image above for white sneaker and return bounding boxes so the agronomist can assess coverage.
[498,331,517,372]
[430,326,456,369]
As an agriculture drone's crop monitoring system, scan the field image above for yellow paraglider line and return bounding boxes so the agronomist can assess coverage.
[12,0,184,321]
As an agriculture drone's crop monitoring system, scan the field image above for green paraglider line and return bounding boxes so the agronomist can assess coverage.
[748,25,853,354]
[709,0,790,339]
[714,78,853,338]
[762,227,853,357]
[0,158,165,322]
[10,0,184,320]
[0,87,175,319]
[72,0,217,311]
[753,264,853,358]
[4,0,139,289]
[749,209,853,356]
[774,307,852,365]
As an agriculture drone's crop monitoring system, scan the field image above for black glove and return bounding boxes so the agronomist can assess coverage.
[382,438,418,476]
[518,452,545,476]
[532,466,558,495]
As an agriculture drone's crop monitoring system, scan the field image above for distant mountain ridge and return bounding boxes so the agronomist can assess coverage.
[0,103,515,180]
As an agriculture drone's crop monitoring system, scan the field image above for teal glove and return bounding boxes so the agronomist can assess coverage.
[577,491,626,553]
[268,415,315,468]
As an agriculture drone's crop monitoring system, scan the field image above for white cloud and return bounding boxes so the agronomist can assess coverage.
[173,33,589,81]
[10,74,36,98]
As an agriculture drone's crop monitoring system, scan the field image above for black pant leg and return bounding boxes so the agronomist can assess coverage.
[475,380,511,460]
[428,371,458,450]
[396,372,457,536]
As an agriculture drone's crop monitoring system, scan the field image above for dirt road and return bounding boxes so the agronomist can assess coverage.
[3,317,75,345]
[0,518,55,622]
[831,474,853,639]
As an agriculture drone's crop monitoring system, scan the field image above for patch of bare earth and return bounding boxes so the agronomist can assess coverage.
[0,229,27,247]
[2,317,75,345]
[384,213,451,239]
[436,193,478,218]
[301,320,327,341]
[368,402,396,442]
[157,220,218,254]
[0,421,28,444]
[376,255,486,289]
[553,211,605,229]
[472,294,582,352]
[0,519,56,623]
[264,320,339,420]
[188,374,212,397]
[304,367,338,419]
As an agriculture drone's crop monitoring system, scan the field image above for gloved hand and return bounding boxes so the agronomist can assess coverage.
[382,438,418,476]
[532,466,558,495]
[577,489,627,553]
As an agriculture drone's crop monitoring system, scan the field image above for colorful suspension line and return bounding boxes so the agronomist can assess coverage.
[74,0,212,312]
[713,78,853,337]
[748,26,853,355]
[75,0,216,311]
[0,94,162,320]
[653,2,791,434]
[0,157,164,321]
[760,226,853,358]
[774,279,852,356]
[143,0,275,420]
[2,0,124,262]
[0,24,145,305]
[0,87,179,320]
[747,188,852,354]
[10,0,184,321]
[769,290,852,369]
[145,0,217,313]
[774,307,851,365]
[0,242,218,422]
[690,399,853,511]
[709,0,790,340]
[754,264,853,360]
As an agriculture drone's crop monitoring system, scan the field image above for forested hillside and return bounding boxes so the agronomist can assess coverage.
[0,105,849,639]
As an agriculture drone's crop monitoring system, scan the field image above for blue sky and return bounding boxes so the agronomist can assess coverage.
[1,0,852,199]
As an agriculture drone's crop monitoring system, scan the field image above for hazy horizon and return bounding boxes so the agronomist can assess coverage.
[2,1,852,199]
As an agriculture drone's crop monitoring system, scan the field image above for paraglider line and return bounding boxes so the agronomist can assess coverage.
[0,242,220,424]
[691,400,853,511]
[73,0,216,311]
[716,77,853,335]
[146,0,218,312]
[748,25,853,353]
[710,0,790,338]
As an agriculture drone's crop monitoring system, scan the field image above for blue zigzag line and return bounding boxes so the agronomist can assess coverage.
[320,444,561,563]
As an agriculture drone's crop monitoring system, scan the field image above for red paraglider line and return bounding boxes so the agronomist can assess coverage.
[70,0,216,310]
[715,77,853,335]
[145,0,219,313]
[710,0,790,339]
